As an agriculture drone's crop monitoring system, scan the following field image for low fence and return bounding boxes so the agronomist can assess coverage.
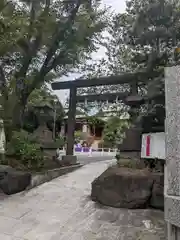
[57,147,118,157]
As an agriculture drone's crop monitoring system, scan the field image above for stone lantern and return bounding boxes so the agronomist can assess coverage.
[33,104,54,144]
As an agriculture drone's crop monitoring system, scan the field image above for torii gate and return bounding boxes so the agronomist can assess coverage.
[51,70,159,159]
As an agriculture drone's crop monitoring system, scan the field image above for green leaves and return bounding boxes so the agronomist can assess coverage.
[6,130,44,170]
[74,131,82,143]
[0,0,106,134]
[78,0,179,127]
[87,116,104,127]
[102,117,130,147]
[27,86,64,121]
[0,1,27,56]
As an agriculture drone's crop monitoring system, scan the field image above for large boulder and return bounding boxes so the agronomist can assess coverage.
[150,173,164,210]
[0,165,14,180]
[91,167,154,209]
[0,165,31,195]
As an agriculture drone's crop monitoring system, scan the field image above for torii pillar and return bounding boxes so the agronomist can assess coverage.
[66,86,77,156]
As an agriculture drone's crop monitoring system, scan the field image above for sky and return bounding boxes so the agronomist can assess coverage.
[53,0,126,105]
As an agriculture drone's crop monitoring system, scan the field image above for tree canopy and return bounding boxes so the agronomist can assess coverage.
[0,0,106,137]
[78,0,180,130]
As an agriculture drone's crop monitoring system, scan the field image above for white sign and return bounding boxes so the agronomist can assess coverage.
[141,132,165,160]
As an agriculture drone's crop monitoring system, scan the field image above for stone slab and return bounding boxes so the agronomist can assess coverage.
[165,194,180,228]
[165,66,180,196]
[0,234,23,240]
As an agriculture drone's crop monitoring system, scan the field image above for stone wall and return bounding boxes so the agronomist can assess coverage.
[28,164,83,189]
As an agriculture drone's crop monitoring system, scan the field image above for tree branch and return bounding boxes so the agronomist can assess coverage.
[26,0,82,98]
[0,1,12,13]
[0,65,7,94]
[39,0,82,76]
[15,0,82,106]
[15,0,51,83]
[27,2,36,41]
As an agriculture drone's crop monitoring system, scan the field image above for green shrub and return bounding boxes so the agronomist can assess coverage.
[74,131,82,143]
[6,130,44,170]
[102,117,131,148]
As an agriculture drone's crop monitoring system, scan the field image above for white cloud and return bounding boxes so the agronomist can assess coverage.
[103,0,126,13]
[54,0,126,105]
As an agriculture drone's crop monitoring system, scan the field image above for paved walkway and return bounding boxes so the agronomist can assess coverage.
[0,160,166,240]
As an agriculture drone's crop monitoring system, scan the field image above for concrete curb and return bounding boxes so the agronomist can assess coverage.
[27,164,83,190]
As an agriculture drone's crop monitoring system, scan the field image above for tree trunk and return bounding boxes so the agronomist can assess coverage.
[3,120,12,143]
[2,99,26,143]
[12,102,26,131]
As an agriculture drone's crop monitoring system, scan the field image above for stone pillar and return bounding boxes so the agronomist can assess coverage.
[165,66,180,240]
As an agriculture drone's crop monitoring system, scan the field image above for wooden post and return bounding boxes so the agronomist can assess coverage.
[66,86,77,155]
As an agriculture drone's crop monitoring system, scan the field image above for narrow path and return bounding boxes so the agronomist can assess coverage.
[0,160,165,240]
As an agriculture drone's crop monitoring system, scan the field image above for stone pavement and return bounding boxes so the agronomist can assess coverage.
[0,160,166,240]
